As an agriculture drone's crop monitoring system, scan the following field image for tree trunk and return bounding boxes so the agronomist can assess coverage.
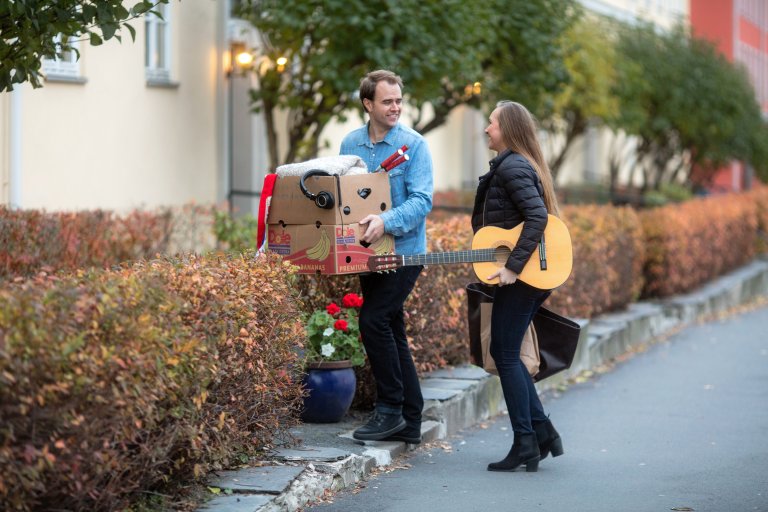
[548,116,587,179]
[263,104,279,173]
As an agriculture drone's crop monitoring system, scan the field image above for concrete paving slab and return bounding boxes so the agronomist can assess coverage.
[428,365,488,380]
[421,387,460,401]
[273,446,350,462]
[207,465,304,494]
[419,378,476,390]
[198,494,272,511]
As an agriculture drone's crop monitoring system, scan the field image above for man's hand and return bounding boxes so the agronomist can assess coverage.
[359,214,385,244]
[488,267,518,286]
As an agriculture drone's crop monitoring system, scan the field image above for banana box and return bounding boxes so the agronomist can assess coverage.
[267,172,391,226]
[266,222,395,275]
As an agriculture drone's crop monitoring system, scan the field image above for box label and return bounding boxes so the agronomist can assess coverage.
[266,223,394,276]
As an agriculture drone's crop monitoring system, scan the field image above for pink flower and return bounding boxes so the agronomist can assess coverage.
[342,293,364,308]
[334,319,348,332]
[326,303,341,316]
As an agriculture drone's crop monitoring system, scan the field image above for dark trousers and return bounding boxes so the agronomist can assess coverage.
[358,266,423,427]
[490,281,551,435]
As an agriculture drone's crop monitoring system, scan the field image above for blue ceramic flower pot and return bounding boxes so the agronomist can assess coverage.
[301,361,356,423]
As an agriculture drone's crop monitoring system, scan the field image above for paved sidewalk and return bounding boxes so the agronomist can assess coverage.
[196,258,768,512]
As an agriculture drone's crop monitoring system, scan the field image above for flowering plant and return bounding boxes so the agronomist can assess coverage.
[304,293,366,366]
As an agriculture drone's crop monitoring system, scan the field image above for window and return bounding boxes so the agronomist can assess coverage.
[145,3,172,83]
[42,34,82,80]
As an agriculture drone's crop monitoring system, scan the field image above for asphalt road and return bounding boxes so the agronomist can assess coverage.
[304,305,768,512]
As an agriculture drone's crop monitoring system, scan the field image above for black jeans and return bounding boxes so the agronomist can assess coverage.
[358,266,423,427]
[490,280,551,435]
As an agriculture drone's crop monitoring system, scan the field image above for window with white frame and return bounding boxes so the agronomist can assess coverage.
[145,3,172,83]
[42,34,81,79]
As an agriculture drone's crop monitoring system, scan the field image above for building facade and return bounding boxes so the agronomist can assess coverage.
[1,1,229,212]
[690,0,768,191]
[11,1,755,217]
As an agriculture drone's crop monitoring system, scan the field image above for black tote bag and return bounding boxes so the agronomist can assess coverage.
[466,282,581,382]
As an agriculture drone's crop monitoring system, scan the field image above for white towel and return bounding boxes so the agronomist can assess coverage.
[275,155,368,177]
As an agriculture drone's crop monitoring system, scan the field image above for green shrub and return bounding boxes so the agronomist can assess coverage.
[642,189,669,207]
[642,183,694,208]
[658,183,693,203]
[212,209,258,252]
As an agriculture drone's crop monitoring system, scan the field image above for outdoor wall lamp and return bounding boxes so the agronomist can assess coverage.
[464,81,482,98]
[227,42,254,76]
[275,56,287,73]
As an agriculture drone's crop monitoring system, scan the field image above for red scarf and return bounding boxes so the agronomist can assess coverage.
[256,173,277,252]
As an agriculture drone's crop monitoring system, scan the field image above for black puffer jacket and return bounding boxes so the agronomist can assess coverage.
[470,150,548,274]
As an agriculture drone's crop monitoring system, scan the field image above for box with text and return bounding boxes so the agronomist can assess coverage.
[267,222,394,275]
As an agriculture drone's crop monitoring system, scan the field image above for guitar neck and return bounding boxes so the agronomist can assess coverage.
[402,248,505,267]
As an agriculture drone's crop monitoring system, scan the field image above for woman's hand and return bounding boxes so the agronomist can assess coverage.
[488,267,519,286]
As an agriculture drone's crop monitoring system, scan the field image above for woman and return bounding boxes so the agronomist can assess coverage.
[471,101,563,472]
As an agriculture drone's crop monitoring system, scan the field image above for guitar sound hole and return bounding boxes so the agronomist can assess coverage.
[494,246,510,264]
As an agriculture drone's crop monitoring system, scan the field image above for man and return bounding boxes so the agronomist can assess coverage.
[340,69,434,443]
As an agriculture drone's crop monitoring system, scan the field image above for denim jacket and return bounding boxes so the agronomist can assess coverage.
[340,123,433,255]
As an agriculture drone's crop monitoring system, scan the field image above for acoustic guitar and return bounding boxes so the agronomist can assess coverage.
[366,214,573,290]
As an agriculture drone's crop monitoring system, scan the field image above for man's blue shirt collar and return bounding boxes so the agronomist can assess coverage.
[353,122,400,148]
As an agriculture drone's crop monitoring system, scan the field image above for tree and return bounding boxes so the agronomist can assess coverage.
[612,23,768,190]
[237,0,578,170]
[540,15,620,178]
[0,0,169,92]
[411,0,579,136]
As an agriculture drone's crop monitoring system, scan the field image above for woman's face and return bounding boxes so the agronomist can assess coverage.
[485,108,505,153]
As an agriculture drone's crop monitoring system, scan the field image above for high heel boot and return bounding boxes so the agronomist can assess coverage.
[487,432,540,472]
[533,418,564,460]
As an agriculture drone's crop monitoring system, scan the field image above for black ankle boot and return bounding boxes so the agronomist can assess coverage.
[487,433,540,472]
[533,419,563,460]
[353,409,406,441]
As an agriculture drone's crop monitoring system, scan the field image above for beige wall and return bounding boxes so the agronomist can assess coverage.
[6,1,223,212]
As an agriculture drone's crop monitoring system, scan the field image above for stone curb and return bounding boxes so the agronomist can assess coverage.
[197,258,768,512]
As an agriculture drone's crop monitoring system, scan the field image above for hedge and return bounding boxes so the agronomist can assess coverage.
[1,189,764,507]
[639,193,758,297]
[547,205,645,318]
[0,207,174,281]
[0,252,304,512]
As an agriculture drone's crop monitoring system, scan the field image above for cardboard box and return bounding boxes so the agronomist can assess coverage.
[267,222,395,275]
[267,172,391,226]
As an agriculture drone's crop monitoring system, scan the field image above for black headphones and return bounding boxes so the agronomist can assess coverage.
[299,169,335,209]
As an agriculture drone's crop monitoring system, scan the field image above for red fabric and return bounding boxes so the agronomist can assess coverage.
[256,173,277,251]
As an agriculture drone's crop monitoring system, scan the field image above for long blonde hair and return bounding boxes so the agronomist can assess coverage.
[495,101,560,216]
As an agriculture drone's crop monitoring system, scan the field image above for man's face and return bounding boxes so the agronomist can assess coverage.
[364,81,402,135]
